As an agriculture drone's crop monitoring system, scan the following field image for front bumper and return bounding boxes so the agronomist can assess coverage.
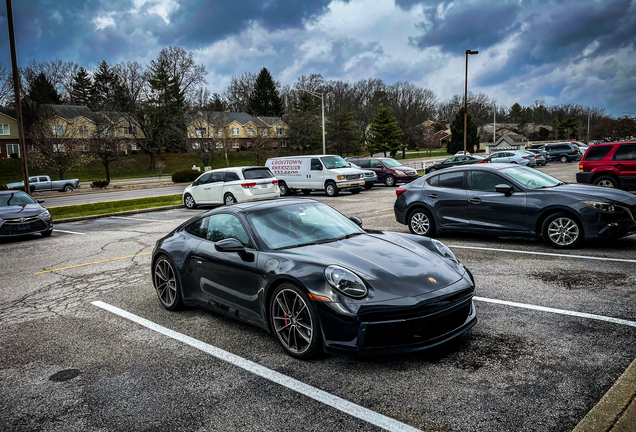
[336,180,365,191]
[0,218,52,237]
[581,206,636,240]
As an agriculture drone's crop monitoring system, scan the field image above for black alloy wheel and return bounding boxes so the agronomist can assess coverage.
[184,194,197,209]
[279,181,290,196]
[542,212,583,249]
[408,208,436,237]
[593,176,618,188]
[325,182,339,197]
[153,255,183,310]
[269,283,322,359]
[224,193,236,205]
[384,175,396,187]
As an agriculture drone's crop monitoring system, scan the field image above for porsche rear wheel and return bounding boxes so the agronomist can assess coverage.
[270,284,322,359]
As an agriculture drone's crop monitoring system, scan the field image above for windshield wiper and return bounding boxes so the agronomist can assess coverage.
[335,232,365,241]
[275,238,339,250]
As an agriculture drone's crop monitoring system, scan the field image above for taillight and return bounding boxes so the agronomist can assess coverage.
[241,182,257,188]
[478,160,486,163]
[396,188,407,197]
[272,180,278,185]
[523,156,529,159]
[535,155,539,158]
[571,150,576,154]
[579,163,583,170]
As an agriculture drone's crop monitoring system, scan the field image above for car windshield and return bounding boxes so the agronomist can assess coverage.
[380,158,402,168]
[503,166,562,189]
[248,202,364,250]
[0,193,36,207]
[349,163,361,169]
[320,156,348,169]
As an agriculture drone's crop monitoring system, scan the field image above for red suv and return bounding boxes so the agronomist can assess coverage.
[576,142,636,190]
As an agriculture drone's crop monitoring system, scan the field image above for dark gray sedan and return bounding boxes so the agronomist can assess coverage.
[394,165,636,248]
[0,190,53,237]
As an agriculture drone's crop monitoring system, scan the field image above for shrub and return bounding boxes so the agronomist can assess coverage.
[9,153,18,159]
[0,184,7,190]
[172,169,200,183]
[91,180,110,189]
[131,150,138,155]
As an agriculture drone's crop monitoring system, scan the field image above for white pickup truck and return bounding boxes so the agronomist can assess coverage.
[7,175,80,192]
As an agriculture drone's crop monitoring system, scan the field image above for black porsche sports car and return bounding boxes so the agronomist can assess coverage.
[151,199,476,359]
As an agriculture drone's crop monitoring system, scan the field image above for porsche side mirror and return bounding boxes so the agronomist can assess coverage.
[37,199,45,203]
[215,238,245,253]
[349,216,363,227]
[495,184,513,197]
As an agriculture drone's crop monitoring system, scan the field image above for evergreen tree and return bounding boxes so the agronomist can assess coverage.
[70,67,93,106]
[209,93,229,111]
[247,67,284,117]
[92,60,124,110]
[367,108,403,157]
[27,72,62,105]
[288,92,321,154]
[447,109,479,155]
[327,108,359,156]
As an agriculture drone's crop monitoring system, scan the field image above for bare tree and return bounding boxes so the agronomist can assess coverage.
[223,72,257,112]
[151,46,207,99]
[209,112,234,167]
[188,111,217,167]
[249,123,273,166]
[0,63,13,105]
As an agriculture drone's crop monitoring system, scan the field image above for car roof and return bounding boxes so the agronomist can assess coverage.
[429,164,517,173]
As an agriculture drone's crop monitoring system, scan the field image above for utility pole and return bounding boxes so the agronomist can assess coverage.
[493,103,496,144]
[464,50,478,155]
[5,0,30,194]
[296,89,325,154]
[587,110,590,145]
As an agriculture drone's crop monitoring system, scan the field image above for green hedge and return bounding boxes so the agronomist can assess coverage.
[91,180,110,189]
[172,169,201,183]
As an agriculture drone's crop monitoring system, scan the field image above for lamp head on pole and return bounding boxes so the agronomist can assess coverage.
[465,50,479,55]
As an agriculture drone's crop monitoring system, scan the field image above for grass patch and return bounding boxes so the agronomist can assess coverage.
[49,194,183,220]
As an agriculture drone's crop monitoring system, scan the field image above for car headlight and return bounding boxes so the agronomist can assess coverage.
[0,217,4,228]
[431,239,457,262]
[38,210,51,220]
[324,265,368,299]
[581,201,622,213]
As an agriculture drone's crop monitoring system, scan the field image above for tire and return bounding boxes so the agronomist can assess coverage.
[593,176,618,188]
[428,168,436,173]
[301,189,312,195]
[408,208,436,237]
[384,175,396,187]
[269,283,323,359]
[64,185,74,192]
[41,229,53,237]
[542,212,583,249]
[364,183,373,190]
[560,155,568,163]
[325,182,339,197]
[184,193,197,209]
[153,255,183,310]
[350,188,362,194]
[279,181,290,196]
[224,193,236,206]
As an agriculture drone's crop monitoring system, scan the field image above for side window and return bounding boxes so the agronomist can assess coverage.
[438,172,465,189]
[613,144,636,161]
[207,214,251,247]
[472,171,507,192]
[225,171,240,182]
[185,217,208,239]
[310,158,322,170]
[210,171,226,183]
[39,177,48,182]
[427,175,439,187]
[370,160,383,168]
[357,159,370,168]
[585,146,612,161]
[197,173,212,184]
[490,153,499,159]
[29,177,38,182]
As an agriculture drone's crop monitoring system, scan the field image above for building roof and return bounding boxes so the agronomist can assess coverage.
[0,107,17,119]
[486,134,528,147]
[258,116,285,126]
[186,111,270,127]
[42,105,97,120]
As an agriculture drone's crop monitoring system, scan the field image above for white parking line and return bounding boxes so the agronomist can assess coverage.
[474,297,636,327]
[110,216,169,222]
[53,229,86,235]
[449,245,636,264]
[91,301,422,432]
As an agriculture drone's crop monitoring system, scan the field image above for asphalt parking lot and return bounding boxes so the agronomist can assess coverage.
[1,160,635,432]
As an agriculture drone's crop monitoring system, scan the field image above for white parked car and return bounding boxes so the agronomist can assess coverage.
[183,167,279,209]
[265,155,365,197]
[455,151,471,156]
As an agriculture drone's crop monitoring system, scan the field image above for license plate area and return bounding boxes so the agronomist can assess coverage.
[17,223,30,231]
[261,184,268,189]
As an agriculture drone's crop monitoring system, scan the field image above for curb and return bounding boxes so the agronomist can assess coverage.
[53,204,185,224]
[572,356,636,432]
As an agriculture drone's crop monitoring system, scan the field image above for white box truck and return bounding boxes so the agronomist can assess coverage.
[265,155,366,197]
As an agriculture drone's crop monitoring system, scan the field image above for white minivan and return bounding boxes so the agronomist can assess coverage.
[183,166,279,208]
[265,155,365,197]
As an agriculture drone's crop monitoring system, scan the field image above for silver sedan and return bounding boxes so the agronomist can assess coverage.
[484,151,537,166]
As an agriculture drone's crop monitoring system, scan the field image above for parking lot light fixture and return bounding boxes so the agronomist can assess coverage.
[464,49,479,155]
[296,88,326,154]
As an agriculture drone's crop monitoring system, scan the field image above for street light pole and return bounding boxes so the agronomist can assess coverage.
[464,49,478,155]
[297,89,325,154]
[5,0,30,194]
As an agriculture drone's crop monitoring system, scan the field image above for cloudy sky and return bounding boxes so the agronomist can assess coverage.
[1,0,635,116]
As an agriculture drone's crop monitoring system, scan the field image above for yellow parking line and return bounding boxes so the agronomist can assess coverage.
[35,252,152,275]
[373,208,393,213]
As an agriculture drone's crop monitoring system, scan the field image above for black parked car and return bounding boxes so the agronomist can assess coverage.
[425,155,485,174]
[394,165,636,248]
[152,199,476,359]
[540,143,581,163]
[0,190,53,238]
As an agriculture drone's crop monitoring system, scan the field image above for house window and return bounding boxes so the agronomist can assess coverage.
[281,141,287,148]
[260,129,268,137]
[216,142,223,149]
[52,125,64,136]
[0,124,10,135]
[53,143,65,152]
[192,142,200,150]
[131,143,141,151]
[7,144,19,156]
[83,144,91,152]
[276,128,286,136]
[232,127,240,136]
[78,125,89,136]
[247,128,255,136]
[195,127,207,137]
[123,126,137,135]
[232,142,240,149]
[217,128,223,136]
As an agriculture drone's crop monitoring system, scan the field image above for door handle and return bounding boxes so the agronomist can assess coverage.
[469,198,482,204]
[615,164,623,168]
[428,194,438,199]
[204,187,210,190]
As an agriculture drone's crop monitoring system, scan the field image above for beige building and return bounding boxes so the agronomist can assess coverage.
[0,108,20,159]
